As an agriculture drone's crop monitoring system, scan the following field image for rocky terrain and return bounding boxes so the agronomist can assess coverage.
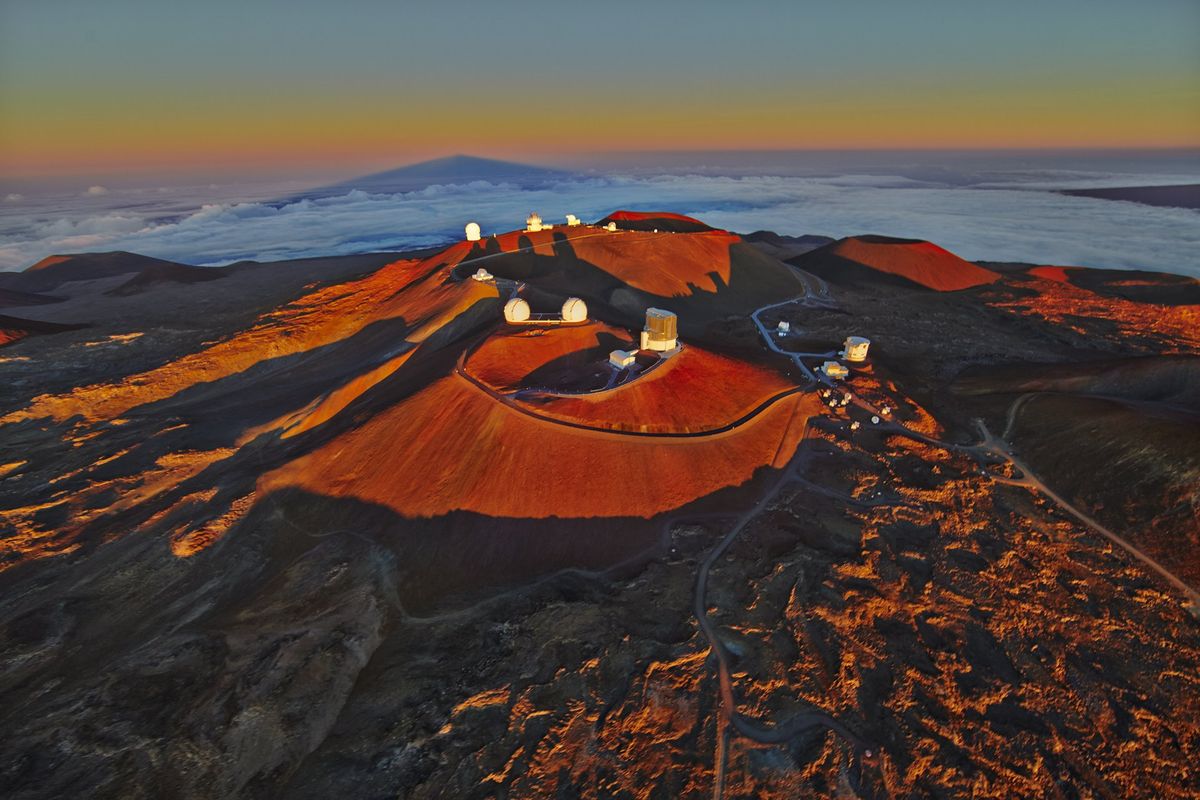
[0,211,1197,799]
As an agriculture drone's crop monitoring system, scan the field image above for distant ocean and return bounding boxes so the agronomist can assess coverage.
[2,150,1197,276]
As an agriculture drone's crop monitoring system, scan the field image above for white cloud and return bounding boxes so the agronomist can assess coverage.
[3,193,23,202]
[0,171,1196,277]
[84,185,109,196]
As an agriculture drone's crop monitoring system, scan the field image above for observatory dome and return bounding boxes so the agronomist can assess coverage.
[503,297,531,323]
[843,336,871,362]
[561,297,588,323]
[465,222,481,242]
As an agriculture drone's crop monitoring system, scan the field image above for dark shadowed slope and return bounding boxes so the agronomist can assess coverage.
[288,155,575,201]
[104,262,226,296]
[0,289,65,308]
[741,230,835,261]
[4,252,200,294]
[1060,184,1200,210]
[0,314,87,347]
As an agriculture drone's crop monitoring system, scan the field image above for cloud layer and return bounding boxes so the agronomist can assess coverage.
[1,173,1197,277]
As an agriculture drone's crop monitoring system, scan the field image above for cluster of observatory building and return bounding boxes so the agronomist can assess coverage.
[463,213,617,243]
[464,213,679,373]
[463,214,871,389]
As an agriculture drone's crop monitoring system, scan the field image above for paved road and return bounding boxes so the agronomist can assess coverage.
[695,284,881,799]
[691,450,875,799]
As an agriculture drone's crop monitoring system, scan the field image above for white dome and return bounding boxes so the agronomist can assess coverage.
[561,297,588,322]
[503,297,530,323]
[465,222,481,242]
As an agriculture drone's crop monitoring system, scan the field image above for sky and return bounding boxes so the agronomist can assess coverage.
[1,0,1198,181]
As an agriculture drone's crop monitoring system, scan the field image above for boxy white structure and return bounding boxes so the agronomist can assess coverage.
[843,336,871,362]
[609,349,636,368]
[821,361,849,380]
[777,321,790,335]
[526,212,544,232]
[465,222,481,242]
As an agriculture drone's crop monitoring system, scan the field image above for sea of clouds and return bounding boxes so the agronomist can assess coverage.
[1,167,1197,277]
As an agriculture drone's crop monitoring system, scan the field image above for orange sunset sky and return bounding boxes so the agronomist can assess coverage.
[1,0,1197,179]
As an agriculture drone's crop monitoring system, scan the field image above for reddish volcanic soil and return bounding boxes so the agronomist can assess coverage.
[991,271,1200,350]
[569,229,745,297]
[599,210,716,233]
[261,373,815,519]
[517,345,797,433]
[1,212,1198,800]
[798,235,1000,291]
[1,250,495,425]
[464,322,633,393]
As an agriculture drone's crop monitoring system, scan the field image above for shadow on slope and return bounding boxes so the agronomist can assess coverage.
[953,355,1200,586]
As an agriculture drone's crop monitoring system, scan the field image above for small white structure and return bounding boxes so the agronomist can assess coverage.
[503,297,531,323]
[640,307,678,352]
[566,214,581,227]
[605,221,617,232]
[561,297,588,323]
[465,222,482,242]
[609,349,636,368]
[471,267,493,282]
[777,321,790,335]
[871,415,881,425]
[526,212,544,232]
[821,361,849,380]
[843,336,871,363]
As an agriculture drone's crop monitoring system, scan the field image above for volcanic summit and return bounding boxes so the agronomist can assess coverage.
[0,211,1198,799]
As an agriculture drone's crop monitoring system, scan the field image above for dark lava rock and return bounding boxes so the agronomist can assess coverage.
[877,520,938,554]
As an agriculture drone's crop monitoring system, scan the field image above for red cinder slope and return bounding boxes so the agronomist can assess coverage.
[807,235,1000,291]
[261,374,816,520]
[520,346,796,434]
[599,210,715,233]
[465,323,633,393]
[3,244,491,424]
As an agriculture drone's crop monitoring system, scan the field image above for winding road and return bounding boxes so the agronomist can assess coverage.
[694,268,1200,798]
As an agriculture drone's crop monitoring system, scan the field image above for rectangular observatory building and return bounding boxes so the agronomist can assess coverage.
[640,308,679,352]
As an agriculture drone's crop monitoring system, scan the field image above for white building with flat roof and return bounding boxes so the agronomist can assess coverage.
[609,349,636,368]
[821,361,849,379]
